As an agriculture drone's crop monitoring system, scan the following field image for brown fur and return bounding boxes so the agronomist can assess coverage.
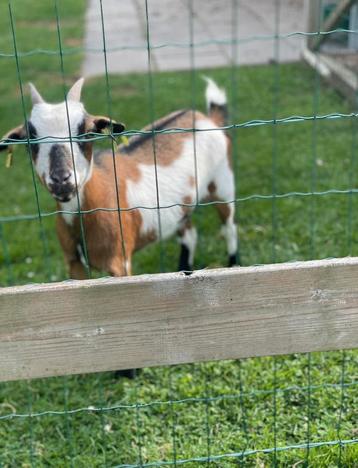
[209,106,226,128]
[208,181,216,195]
[206,180,231,222]
[216,203,231,223]
[56,109,231,278]
[119,111,207,167]
[0,125,26,155]
[0,124,40,163]
[56,215,87,279]
[181,195,193,216]
[57,161,141,277]
[137,228,157,250]
[177,215,192,237]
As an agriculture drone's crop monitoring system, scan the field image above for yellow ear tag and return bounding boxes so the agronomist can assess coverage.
[103,127,119,151]
[120,135,129,146]
[5,147,13,169]
[103,126,127,151]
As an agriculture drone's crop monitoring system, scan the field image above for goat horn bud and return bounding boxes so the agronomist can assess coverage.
[29,83,45,105]
[67,77,85,102]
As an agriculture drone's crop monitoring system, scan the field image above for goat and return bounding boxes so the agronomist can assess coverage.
[1,77,238,279]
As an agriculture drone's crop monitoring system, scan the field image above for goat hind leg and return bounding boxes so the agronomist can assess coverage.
[218,204,239,266]
[177,221,197,273]
[211,168,239,266]
[108,255,139,379]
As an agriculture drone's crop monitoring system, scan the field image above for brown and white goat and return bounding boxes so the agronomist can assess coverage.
[1,78,238,278]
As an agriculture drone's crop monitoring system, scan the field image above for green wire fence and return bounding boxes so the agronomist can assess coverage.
[0,0,357,466]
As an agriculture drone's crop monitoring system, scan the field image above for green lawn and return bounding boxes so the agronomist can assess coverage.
[0,1,357,467]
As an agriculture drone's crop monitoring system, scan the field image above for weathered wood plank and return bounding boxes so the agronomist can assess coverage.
[1,258,358,382]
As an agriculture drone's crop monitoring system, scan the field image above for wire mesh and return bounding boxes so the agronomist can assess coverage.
[0,0,357,466]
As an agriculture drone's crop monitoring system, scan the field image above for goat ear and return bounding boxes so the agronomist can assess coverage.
[92,116,125,134]
[0,125,26,152]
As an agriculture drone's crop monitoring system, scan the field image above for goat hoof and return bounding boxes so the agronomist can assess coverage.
[180,267,193,276]
[183,270,193,276]
[228,254,239,267]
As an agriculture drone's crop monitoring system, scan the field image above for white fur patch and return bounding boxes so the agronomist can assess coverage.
[30,101,85,141]
[221,221,237,256]
[203,77,227,108]
[179,226,198,266]
[60,189,83,226]
[126,119,229,241]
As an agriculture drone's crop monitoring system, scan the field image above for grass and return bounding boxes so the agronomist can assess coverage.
[0,1,358,467]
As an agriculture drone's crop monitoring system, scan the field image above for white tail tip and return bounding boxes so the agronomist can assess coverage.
[202,76,227,108]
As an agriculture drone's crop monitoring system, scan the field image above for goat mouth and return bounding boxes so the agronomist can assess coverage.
[49,186,77,203]
[55,194,72,203]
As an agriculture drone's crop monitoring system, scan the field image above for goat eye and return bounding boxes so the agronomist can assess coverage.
[27,123,39,152]
[77,127,92,151]
[80,131,93,144]
[77,120,96,140]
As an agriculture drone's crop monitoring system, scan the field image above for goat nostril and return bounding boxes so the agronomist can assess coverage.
[50,174,60,184]
[50,172,71,184]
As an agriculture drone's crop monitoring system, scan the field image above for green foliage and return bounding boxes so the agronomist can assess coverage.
[0,1,357,466]
[0,353,357,466]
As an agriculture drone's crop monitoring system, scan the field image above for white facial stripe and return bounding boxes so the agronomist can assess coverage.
[30,101,85,138]
[60,188,84,226]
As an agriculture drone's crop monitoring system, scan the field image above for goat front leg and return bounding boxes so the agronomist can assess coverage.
[56,215,88,280]
[108,254,138,379]
[177,219,197,273]
[68,259,87,280]
[108,255,132,277]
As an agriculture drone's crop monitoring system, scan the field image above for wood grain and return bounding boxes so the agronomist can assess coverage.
[1,257,358,382]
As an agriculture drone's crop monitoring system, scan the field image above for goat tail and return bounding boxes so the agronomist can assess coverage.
[203,76,228,128]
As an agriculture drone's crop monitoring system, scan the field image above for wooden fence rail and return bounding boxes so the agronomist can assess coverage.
[1,257,358,382]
